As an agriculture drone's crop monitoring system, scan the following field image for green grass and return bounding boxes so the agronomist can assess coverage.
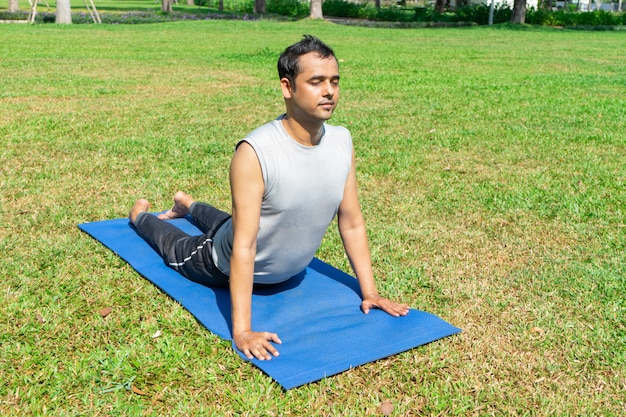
[1,17,625,416]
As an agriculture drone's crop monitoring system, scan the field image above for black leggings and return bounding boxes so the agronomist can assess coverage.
[133,202,231,287]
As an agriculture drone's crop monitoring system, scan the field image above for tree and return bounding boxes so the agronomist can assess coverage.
[162,0,173,13]
[8,0,19,13]
[434,0,445,13]
[254,0,266,14]
[310,0,323,19]
[56,0,72,23]
[594,0,603,11]
[510,0,527,23]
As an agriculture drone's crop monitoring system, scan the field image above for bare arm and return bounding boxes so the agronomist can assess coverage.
[337,149,409,317]
[229,142,281,360]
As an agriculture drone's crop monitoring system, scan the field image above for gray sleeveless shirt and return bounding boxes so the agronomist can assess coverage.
[212,116,353,284]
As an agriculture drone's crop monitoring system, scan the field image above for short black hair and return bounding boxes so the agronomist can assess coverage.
[277,35,336,85]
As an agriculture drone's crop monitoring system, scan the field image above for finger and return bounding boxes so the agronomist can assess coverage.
[263,332,282,359]
[265,332,282,345]
[242,348,254,360]
[381,301,401,316]
[372,299,409,317]
[361,303,371,314]
[262,340,281,359]
[240,339,267,360]
[380,300,403,314]
[395,302,410,312]
[249,344,272,361]
[384,306,401,317]
[247,336,281,360]
[388,303,410,316]
[364,298,384,311]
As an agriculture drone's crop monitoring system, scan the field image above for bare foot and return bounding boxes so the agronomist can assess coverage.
[157,191,195,220]
[129,199,150,224]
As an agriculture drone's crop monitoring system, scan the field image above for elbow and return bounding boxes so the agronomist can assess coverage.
[338,215,365,235]
[231,242,256,264]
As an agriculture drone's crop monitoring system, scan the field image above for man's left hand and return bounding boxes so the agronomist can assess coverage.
[361,295,410,317]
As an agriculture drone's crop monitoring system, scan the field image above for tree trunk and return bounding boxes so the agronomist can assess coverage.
[510,0,526,24]
[219,0,223,11]
[55,0,72,23]
[162,0,173,13]
[254,0,266,14]
[434,0,445,13]
[8,0,20,13]
[187,0,194,5]
[310,0,323,19]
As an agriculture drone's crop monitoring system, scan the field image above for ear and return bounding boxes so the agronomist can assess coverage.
[280,77,293,99]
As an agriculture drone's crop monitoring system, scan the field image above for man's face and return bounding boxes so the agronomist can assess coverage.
[284,52,340,123]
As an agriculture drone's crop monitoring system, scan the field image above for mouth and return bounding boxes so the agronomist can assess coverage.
[319,102,335,109]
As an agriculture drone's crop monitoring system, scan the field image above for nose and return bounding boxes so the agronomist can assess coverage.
[323,80,337,97]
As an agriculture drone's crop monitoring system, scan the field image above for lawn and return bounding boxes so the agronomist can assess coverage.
[1,14,625,416]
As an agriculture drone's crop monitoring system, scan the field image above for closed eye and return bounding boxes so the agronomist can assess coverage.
[308,76,340,85]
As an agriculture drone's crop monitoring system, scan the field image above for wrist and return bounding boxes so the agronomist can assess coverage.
[233,326,251,337]
[362,291,379,300]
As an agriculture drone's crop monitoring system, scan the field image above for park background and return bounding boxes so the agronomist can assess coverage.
[1,3,625,415]
[3,0,626,26]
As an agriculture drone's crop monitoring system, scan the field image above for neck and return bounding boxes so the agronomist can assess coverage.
[281,115,323,147]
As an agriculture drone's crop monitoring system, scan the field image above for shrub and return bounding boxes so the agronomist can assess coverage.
[373,6,415,22]
[534,10,624,27]
[413,6,433,22]
[525,7,554,25]
[22,10,259,24]
[323,0,360,18]
[455,4,511,25]
[0,11,29,20]
[194,0,254,13]
[322,0,418,22]
[267,0,309,17]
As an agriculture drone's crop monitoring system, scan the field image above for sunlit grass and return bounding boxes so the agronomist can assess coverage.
[1,19,624,416]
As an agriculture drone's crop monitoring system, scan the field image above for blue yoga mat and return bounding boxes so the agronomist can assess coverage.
[79,217,460,389]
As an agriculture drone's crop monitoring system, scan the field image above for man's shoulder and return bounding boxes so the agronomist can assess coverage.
[324,123,351,136]
[244,118,283,142]
[323,123,352,147]
[247,118,279,134]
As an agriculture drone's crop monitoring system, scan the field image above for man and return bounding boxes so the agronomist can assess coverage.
[129,35,409,361]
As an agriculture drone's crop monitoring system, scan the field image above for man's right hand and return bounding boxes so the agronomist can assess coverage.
[234,330,282,361]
